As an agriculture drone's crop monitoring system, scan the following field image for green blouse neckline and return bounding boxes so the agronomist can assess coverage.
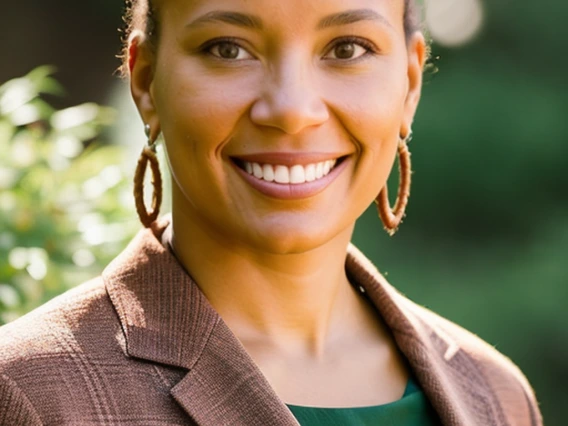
[286,375,418,411]
[286,376,441,425]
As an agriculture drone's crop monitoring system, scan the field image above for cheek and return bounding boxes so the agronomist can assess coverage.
[324,61,407,135]
[153,64,257,176]
[324,66,408,203]
[153,65,270,215]
[156,78,245,151]
[326,68,407,159]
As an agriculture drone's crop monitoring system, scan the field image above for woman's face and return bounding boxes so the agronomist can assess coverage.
[131,0,425,254]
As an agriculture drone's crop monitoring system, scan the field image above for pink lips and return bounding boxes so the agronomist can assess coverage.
[231,153,349,200]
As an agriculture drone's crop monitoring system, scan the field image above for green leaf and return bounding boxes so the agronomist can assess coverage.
[26,66,57,87]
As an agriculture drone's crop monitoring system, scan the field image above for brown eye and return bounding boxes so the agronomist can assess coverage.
[334,43,356,59]
[217,43,239,59]
[208,40,253,60]
[324,38,374,61]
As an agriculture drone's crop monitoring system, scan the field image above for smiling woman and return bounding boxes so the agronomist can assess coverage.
[0,1,542,425]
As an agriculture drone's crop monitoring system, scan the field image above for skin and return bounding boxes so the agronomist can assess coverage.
[130,0,426,407]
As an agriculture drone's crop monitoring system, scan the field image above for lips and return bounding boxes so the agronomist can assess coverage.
[231,153,349,200]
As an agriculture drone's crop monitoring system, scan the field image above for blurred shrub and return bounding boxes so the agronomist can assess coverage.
[0,67,138,324]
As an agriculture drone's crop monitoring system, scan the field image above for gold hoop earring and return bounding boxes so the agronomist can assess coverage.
[375,133,412,236]
[134,124,162,228]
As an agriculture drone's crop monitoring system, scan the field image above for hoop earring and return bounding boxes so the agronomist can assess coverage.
[375,134,412,236]
[134,124,162,228]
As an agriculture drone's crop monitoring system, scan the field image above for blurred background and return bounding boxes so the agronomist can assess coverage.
[0,0,566,423]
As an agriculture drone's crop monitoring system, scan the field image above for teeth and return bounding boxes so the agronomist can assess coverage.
[243,159,338,184]
[305,164,316,182]
[262,164,275,182]
[253,163,263,179]
[274,165,289,183]
[315,162,324,179]
[289,165,305,184]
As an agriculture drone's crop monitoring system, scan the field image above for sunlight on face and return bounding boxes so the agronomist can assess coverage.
[133,0,425,254]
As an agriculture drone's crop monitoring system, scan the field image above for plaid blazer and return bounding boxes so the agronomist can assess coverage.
[0,220,542,425]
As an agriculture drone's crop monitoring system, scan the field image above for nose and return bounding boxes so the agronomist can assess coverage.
[250,60,329,134]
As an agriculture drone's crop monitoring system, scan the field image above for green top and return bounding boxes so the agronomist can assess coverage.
[287,376,440,426]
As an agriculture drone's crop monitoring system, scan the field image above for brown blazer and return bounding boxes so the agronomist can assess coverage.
[0,220,542,425]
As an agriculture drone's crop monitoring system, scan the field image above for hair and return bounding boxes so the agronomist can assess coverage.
[119,0,424,76]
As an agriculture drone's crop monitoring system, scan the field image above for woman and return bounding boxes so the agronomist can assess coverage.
[0,0,542,425]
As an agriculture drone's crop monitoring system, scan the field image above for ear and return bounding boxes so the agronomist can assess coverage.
[401,32,427,138]
[129,34,161,138]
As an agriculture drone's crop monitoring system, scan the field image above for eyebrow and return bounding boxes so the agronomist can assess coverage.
[186,11,264,30]
[317,9,394,30]
[186,8,392,31]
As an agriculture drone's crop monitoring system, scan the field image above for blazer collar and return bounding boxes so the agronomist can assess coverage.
[346,244,507,425]
[104,219,502,426]
[103,219,299,425]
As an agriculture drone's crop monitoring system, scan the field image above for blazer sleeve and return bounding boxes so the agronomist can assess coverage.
[0,373,43,426]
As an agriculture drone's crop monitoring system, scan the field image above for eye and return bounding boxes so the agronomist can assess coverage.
[324,37,377,61]
[205,39,254,60]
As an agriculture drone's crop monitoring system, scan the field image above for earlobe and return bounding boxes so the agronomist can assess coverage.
[402,32,427,137]
[129,35,160,135]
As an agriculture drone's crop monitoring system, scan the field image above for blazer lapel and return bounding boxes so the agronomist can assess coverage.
[170,319,299,426]
[346,244,508,426]
[103,222,299,425]
[104,220,506,426]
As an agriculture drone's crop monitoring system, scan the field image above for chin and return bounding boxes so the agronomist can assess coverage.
[252,238,325,256]
[244,222,342,255]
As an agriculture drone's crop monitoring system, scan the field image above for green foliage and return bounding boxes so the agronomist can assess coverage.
[0,67,138,324]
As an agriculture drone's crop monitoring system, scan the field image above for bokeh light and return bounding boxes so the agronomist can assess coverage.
[425,0,484,47]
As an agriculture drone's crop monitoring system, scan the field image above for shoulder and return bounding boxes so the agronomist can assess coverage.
[0,278,123,424]
[408,300,542,425]
[0,277,116,366]
[410,300,532,386]
[345,244,542,425]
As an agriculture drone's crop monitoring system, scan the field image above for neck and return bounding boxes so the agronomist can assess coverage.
[169,203,362,358]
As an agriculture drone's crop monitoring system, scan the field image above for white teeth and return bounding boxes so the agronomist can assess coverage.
[243,159,339,184]
[315,162,324,179]
[274,165,290,184]
[305,164,316,182]
[289,165,305,184]
[262,164,275,182]
[253,163,263,179]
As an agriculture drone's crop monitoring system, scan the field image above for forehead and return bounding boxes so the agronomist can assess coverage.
[158,0,404,33]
